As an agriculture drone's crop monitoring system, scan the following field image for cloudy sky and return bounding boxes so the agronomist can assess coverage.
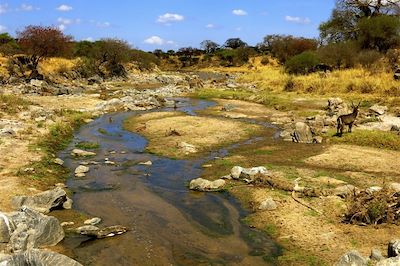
[0,0,335,51]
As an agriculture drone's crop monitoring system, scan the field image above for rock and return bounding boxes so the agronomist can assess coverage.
[0,128,17,137]
[240,166,268,182]
[0,213,11,243]
[221,104,236,112]
[366,186,383,194]
[71,149,96,157]
[292,122,313,144]
[391,125,400,132]
[76,225,127,239]
[328,97,350,116]
[84,217,102,226]
[389,183,400,192]
[370,249,384,261]
[377,256,400,266]
[53,158,64,166]
[11,187,69,213]
[178,142,198,154]
[334,185,357,198]
[230,166,244,179]
[258,198,277,211]
[279,130,292,141]
[189,178,226,192]
[388,240,400,257]
[369,105,388,116]
[62,198,73,209]
[0,249,83,266]
[75,165,89,177]
[88,75,103,85]
[61,222,74,227]
[335,250,368,266]
[313,136,323,144]
[6,207,64,251]
[29,79,44,87]
[138,161,152,166]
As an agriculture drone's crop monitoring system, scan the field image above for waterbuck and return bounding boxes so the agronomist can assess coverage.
[337,101,360,136]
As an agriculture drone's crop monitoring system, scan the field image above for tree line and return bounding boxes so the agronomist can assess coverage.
[0,0,399,79]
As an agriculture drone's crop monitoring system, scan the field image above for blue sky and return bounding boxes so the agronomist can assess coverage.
[0,0,335,51]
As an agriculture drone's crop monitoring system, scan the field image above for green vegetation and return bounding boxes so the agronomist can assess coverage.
[75,141,100,150]
[285,51,320,75]
[327,129,400,151]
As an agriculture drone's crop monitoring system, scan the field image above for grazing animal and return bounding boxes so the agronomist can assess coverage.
[337,101,360,136]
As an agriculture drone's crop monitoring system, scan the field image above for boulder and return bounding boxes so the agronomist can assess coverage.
[53,158,64,166]
[370,249,384,261]
[5,207,64,251]
[230,166,244,180]
[189,178,226,192]
[240,167,268,181]
[71,149,96,157]
[328,97,350,116]
[258,198,277,211]
[0,249,82,266]
[11,187,70,214]
[0,213,11,243]
[334,185,357,198]
[335,250,368,266]
[292,122,313,144]
[377,256,400,266]
[389,183,400,192]
[369,105,388,116]
[388,240,400,257]
[178,142,198,154]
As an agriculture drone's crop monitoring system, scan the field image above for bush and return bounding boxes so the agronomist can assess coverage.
[317,42,359,69]
[357,50,382,69]
[285,52,320,75]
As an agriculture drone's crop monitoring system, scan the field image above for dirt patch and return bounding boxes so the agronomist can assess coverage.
[123,111,264,158]
[26,95,103,111]
[305,144,400,176]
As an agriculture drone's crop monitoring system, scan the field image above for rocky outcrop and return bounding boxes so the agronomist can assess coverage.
[11,188,71,214]
[369,105,388,116]
[335,250,368,266]
[0,249,82,266]
[1,207,64,252]
[189,178,226,192]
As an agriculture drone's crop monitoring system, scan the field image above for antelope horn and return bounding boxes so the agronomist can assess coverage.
[357,101,361,107]
[351,101,355,108]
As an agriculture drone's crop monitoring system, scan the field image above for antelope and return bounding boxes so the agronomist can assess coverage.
[337,101,360,136]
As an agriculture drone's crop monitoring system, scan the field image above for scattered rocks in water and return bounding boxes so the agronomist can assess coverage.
[189,178,226,192]
[335,250,368,266]
[75,225,127,239]
[53,158,64,166]
[71,149,96,157]
[11,187,71,214]
[0,249,83,266]
[84,217,102,226]
[0,207,64,251]
[138,161,152,166]
[178,142,197,154]
[75,165,89,177]
[258,198,277,211]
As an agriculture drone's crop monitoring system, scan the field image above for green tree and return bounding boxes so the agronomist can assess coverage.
[224,38,247,49]
[357,15,400,51]
[285,51,320,75]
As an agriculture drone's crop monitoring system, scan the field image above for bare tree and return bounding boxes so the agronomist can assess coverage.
[200,40,219,54]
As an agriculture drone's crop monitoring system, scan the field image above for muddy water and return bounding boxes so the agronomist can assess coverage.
[60,98,281,265]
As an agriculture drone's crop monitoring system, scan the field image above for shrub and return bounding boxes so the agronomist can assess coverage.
[357,50,382,69]
[317,42,359,69]
[283,78,295,92]
[285,51,320,75]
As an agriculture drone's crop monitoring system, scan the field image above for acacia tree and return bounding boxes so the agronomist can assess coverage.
[200,40,219,54]
[224,38,248,49]
[17,25,72,78]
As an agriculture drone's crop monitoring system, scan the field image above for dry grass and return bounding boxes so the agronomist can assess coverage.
[39,57,79,75]
[236,65,400,106]
[123,111,263,158]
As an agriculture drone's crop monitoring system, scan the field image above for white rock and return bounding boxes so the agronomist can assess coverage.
[53,158,64,166]
[75,165,89,177]
[71,149,96,157]
[189,178,226,192]
[230,166,244,179]
[139,161,152,166]
[84,217,102,226]
[369,105,388,116]
[259,198,278,211]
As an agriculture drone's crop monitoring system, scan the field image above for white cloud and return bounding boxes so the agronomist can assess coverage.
[0,25,7,33]
[0,4,9,14]
[97,21,110,28]
[285,15,311,24]
[56,4,72,11]
[58,17,73,25]
[232,9,247,16]
[157,13,184,23]
[144,36,165,45]
[206,24,215,29]
[144,36,174,46]
[17,4,39,11]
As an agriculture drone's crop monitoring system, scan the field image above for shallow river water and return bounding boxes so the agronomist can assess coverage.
[60,98,281,265]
